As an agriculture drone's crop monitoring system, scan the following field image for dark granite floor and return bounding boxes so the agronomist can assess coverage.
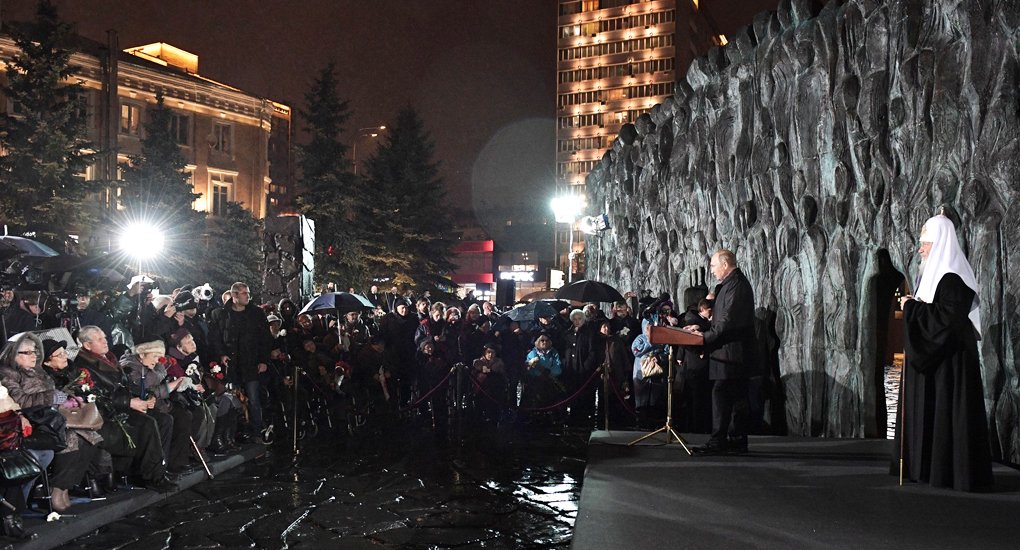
[56,418,590,549]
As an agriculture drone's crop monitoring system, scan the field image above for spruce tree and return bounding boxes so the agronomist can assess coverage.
[198,202,264,298]
[118,91,208,287]
[120,91,201,216]
[362,107,457,294]
[296,63,365,289]
[0,0,97,246]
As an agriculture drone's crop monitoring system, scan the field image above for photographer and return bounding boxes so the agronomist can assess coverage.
[69,290,114,339]
[2,290,42,339]
[107,275,154,348]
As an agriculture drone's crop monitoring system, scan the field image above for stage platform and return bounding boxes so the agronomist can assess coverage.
[573,431,1020,550]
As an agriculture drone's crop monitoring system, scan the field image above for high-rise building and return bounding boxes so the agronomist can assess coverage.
[555,0,722,280]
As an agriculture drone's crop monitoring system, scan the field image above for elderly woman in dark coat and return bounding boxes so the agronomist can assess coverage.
[0,334,99,513]
[122,340,193,473]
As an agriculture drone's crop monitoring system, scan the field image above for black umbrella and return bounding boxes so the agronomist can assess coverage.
[505,300,559,322]
[536,299,572,313]
[300,292,375,315]
[555,279,625,303]
[0,236,60,258]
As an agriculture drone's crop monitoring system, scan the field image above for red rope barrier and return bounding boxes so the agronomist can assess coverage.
[400,367,455,412]
[608,371,637,415]
[468,365,604,412]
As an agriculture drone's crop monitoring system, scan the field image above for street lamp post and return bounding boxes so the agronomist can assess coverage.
[352,125,386,175]
[551,194,585,284]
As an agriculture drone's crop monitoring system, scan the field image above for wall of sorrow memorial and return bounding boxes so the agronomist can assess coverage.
[585,0,1020,462]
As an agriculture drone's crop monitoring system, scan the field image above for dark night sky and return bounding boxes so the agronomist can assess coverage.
[5,0,778,236]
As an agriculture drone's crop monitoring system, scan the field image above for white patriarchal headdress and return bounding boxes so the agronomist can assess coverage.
[915,215,981,336]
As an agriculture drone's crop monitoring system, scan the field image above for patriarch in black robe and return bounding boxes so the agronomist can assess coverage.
[894,214,993,492]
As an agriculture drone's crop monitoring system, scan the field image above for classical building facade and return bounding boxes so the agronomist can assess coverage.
[0,32,292,226]
[555,0,721,279]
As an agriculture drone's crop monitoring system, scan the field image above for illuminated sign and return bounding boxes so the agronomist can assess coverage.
[499,271,536,282]
[550,269,565,289]
[497,264,539,272]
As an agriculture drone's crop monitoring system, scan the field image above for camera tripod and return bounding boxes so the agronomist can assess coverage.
[628,344,692,454]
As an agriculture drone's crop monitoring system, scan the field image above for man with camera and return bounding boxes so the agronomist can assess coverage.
[70,290,114,339]
[2,290,43,339]
[108,275,156,348]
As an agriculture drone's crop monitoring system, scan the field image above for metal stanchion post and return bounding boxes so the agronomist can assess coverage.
[292,364,299,456]
[602,365,610,431]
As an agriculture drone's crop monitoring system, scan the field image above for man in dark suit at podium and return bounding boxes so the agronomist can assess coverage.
[684,249,757,454]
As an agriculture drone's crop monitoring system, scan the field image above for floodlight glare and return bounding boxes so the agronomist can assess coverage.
[551,195,585,224]
[120,223,165,259]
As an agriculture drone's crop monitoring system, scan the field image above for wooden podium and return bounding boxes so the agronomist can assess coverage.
[628,326,704,453]
[649,325,704,347]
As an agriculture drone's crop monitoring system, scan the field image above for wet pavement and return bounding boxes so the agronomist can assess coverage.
[58,418,590,549]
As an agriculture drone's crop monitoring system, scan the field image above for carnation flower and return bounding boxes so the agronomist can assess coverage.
[211,365,222,374]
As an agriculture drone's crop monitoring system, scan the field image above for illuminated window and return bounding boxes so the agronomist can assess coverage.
[170,113,191,146]
[212,122,232,154]
[120,102,141,136]
[210,172,235,216]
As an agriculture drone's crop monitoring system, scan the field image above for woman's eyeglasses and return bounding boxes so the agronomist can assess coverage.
[17,350,38,356]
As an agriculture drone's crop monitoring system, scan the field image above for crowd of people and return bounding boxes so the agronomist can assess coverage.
[0,274,729,541]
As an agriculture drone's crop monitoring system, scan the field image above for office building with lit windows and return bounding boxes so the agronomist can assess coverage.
[0,31,292,225]
[555,0,721,279]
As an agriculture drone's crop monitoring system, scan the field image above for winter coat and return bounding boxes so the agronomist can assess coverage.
[561,324,597,375]
[0,362,63,409]
[609,314,641,349]
[472,356,505,376]
[379,311,418,368]
[2,306,38,338]
[209,298,271,383]
[525,348,561,378]
[414,318,450,359]
[679,309,710,375]
[73,349,134,414]
[122,354,171,413]
[702,268,758,380]
[631,320,664,381]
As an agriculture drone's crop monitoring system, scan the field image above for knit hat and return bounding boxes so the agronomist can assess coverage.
[134,340,166,356]
[169,328,192,348]
[41,339,68,362]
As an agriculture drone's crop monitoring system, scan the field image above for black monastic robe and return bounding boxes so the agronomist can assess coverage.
[894,273,993,492]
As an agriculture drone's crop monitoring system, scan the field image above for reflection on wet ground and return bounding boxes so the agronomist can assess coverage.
[60,419,590,549]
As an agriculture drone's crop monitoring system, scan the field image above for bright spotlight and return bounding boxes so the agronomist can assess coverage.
[551,195,585,224]
[119,223,165,260]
